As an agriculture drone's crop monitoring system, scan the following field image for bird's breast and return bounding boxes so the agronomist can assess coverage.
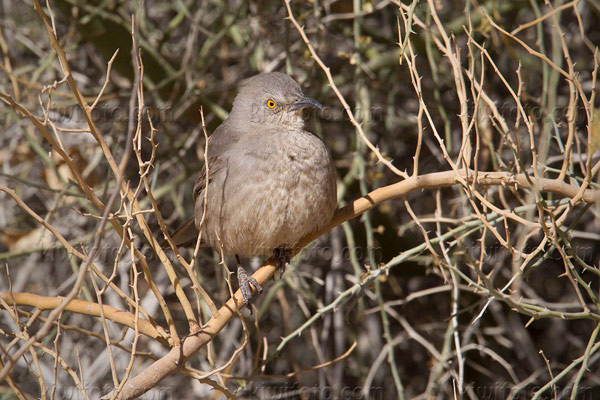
[204,131,336,257]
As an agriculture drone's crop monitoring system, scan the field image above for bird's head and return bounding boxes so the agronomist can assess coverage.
[230,72,323,131]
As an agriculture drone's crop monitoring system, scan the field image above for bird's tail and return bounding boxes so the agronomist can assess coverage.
[165,217,200,248]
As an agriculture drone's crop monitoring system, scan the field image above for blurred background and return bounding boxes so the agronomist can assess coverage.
[1,0,600,399]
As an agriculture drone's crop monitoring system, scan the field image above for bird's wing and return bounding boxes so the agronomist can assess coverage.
[192,121,239,203]
[169,217,198,248]
[171,121,239,248]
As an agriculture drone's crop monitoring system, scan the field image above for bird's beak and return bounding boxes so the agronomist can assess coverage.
[289,96,323,111]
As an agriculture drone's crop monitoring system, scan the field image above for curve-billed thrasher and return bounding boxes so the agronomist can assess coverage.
[171,72,337,306]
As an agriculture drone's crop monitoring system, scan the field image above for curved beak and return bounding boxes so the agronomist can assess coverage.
[289,96,323,111]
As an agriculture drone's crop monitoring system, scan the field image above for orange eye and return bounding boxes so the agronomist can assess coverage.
[266,99,276,109]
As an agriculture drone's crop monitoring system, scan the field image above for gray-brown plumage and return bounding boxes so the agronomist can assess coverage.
[171,72,337,306]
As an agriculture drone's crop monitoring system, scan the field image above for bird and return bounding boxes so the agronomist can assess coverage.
[171,72,337,307]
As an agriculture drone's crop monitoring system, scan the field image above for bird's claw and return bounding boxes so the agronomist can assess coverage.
[274,247,291,278]
[237,265,262,310]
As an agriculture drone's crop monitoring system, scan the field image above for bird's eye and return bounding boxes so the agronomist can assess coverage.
[266,99,276,109]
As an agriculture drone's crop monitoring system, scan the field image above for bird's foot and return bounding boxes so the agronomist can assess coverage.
[237,265,262,310]
[273,247,291,278]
